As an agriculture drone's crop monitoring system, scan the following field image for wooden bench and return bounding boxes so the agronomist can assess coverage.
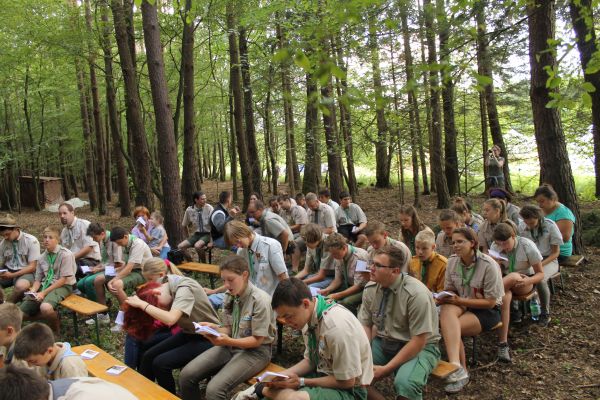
[246,360,458,386]
[60,294,108,345]
[465,321,502,366]
[73,344,179,400]
[178,262,220,288]
[551,255,585,294]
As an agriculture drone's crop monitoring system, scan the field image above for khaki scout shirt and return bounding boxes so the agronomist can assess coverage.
[101,232,123,265]
[518,218,563,258]
[445,253,504,305]
[280,205,308,231]
[46,342,88,380]
[358,274,440,345]
[302,303,374,385]
[490,236,542,276]
[305,239,335,276]
[36,246,76,286]
[123,236,153,268]
[409,252,447,293]
[307,203,337,232]
[222,282,275,344]
[435,231,454,258]
[237,234,288,296]
[168,274,220,333]
[259,210,294,245]
[182,204,214,233]
[477,220,496,250]
[334,245,370,289]
[335,203,367,227]
[0,231,40,271]
[60,217,101,261]
[49,377,138,400]
[367,237,411,273]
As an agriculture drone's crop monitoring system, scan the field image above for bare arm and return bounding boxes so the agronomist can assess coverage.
[329,284,362,301]
[74,246,93,260]
[542,244,560,267]
[555,220,574,244]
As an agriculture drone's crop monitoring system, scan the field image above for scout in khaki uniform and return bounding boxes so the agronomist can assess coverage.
[104,226,153,332]
[278,194,309,236]
[451,199,484,232]
[57,203,101,269]
[364,221,411,272]
[319,233,370,315]
[178,191,214,262]
[359,245,441,400]
[318,188,339,212]
[233,278,373,400]
[14,323,87,380]
[335,191,368,248]
[409,230,447,293]
[438,227,504,394]
[490,223,544,362]
[435,209,463,258]
[477,198,516,254]
[125,268,220,393]
[295,224,335,290]
[206,221,288,309]
[0,214,40,302]
[20,227,75,334]
[305,193,337,234]
[0,364,137,400]
[180,255,275,400]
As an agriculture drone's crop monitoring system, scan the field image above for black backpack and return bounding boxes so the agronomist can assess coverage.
[167,249,186,265]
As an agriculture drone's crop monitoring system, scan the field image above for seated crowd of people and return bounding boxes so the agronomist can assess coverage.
[0,183,578,399]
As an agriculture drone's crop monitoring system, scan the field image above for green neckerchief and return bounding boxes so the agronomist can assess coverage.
[101,230,111,263]
[247,249,255,279]
[343,206,352,223]
[123,234,136,263]
[11,240,23,269]
[377,287,392,331]
[458,251,480,288]
[231,296,241,338]
[312,243,322,274]
[42,250,59,291]
[341,245,355,290]
[408,235,416,255]
[308,295,336,368]
[507,238,519,273]
[421,258,431,283]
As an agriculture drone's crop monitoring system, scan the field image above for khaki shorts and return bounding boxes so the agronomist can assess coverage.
[20,285,73,316]
[187,232,211,247]
[0,272,35,288]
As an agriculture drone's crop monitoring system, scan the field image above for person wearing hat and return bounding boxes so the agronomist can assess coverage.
[488,187,521,226]
[0,214,40,303]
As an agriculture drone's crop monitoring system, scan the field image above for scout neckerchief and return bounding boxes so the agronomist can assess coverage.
[313,243,322,274]
[308,295,336,368]
[343,205,352,224]
[10,237,24,269]
[123,234,136,263]
[42,248,60,291]
[231,296,241,338]
[457,251,480,289]
[421,258,431,283]
[341,245,355,290]
[196,207,205,233]
[377,288,392,331]
[101,230,111,263]
[507,238,519,273]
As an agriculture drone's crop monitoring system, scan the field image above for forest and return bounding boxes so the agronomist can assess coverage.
[0,0,598,250]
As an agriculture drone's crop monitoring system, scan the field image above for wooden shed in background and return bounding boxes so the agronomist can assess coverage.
[19,176,63,209]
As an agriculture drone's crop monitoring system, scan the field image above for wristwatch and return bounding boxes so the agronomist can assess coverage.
[299,377,305,388]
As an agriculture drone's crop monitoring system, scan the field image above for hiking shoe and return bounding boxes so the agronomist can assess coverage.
[497,342,512,363]
[231,384,258,400]
[444,366,469,393]
[110,324,123,333]
[510,309,522,324]
[538,313,551,327]
[85,313,110,326]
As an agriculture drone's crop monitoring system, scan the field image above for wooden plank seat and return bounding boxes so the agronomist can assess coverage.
[177,262,220,289]
[550,254,584,294]
[559,255,585,267]
[73,344,179,400]
[60,294,108,345]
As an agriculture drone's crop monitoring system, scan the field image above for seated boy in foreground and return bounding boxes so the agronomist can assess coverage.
[409,230,447,293]
[234,278,373,400]
[0,302,23,367]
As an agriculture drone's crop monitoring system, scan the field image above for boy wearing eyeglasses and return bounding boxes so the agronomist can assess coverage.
[358,244,440,400]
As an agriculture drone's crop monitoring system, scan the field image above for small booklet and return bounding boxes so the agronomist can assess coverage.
[256,371,289,382]
[106,365,127,375]
[0,269,8,273]
[24,291,38,299]
[351,226,359,234]
[193,322,221,337]
[80,349,99,360]
[136,217,146,226]
[105,265,116,276]
[355,260,369,272]
[80,265,92,274]
[489,249,508,262]
[433,291,456,299]
[309,286,320,297]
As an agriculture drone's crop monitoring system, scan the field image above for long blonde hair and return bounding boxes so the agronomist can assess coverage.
[142,257,183,276]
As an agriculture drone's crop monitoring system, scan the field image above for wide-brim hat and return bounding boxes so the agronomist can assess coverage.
[0,214,18,228]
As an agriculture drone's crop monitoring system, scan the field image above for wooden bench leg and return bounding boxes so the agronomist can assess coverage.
[277,322,283,355]
[72,311,80,345]
[471,336,477,367]
[93,314,101,346]
[209,275,215,289]
[208,248,213,264]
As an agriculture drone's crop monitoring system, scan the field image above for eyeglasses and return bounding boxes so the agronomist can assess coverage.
[369,261,396,269]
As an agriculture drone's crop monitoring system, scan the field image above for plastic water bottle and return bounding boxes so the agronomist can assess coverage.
[530,294,541,321]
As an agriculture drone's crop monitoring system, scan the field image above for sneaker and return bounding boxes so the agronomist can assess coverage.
[231,384,258,400]
[444,366,469,393]
[110,324,123,333]
[497,342,512,363]
[85,313,110,326]
[538,313,551,327]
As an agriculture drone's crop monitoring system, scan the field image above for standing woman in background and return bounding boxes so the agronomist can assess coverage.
[485,145,505,188]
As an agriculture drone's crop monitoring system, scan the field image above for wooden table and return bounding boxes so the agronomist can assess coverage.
[178,262,220,288]
[73,344,180,400]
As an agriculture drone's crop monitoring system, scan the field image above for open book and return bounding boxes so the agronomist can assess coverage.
[256,371,289,382]
[433,291,456,300]
[193,322,221,336]
[489,249,508,262]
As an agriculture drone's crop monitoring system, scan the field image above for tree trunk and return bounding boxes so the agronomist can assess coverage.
[84,0,107,215]
[528,0,583,253]
[238,27,262,196]
[474,0,513,192]
[303,72,321,194]
[228,80,238,201]
[141,0,184,245]
[423,0,451,208]
[181,0,201,206]
[227,1,252,207]
[437,0,459,196]
[417,0,431,194]
[264,52,279,194]
[570,0,600,198]
[111,0,153,209]
[104,112,112,202]
[101,0,130,216]
[399,6,421,208]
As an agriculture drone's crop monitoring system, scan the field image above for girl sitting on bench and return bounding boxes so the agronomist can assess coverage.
[399,205,433,255]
